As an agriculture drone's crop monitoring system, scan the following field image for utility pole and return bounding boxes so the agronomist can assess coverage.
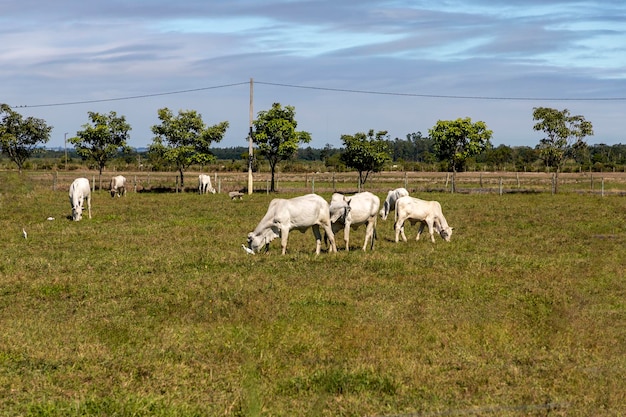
[247,78,254,195]
[64,132,69,170]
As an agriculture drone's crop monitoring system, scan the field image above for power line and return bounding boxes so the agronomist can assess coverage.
[11,82,250,109]
[255,81,626,101]
[10,80,626,109]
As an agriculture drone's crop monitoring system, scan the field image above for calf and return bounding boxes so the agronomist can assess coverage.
[109,175,127,197]
[329,191,380,251]
[394,196,453,243]
[198,174,216,194]
[379,187,409,220]
[69,177,92,221]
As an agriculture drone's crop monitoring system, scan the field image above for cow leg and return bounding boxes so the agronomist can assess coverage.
[425,219,436,243]
[343,222,350,252]
[321,222,337,253]
[280,228,290,255]
[363,221,373,251]
[416,221,425,241]
[395,218,407,242]
[312,225,323,255]
[86,195,92,219]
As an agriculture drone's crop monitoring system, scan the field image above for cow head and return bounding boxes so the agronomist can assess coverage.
[439,226,453,242]
[247,229,278,253]
[329,195,351,224]
[72,204,83,221]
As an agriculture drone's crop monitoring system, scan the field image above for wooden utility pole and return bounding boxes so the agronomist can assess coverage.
[247,78,254,195]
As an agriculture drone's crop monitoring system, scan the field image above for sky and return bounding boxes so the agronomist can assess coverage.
[2,0,626,150]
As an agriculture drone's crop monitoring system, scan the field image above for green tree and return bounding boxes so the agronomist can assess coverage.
[149,108,229,188]
[429,118,493,173]
[252,103,311,192]
[70,111,131,188]
[0,104,52,173]
[532,107,594,176]
[485,144,513,171]
[340,129,391,188]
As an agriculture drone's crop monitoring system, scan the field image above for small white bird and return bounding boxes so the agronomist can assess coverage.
[22,228,27,239]
[47,217,55,221]
[241,244,255,255]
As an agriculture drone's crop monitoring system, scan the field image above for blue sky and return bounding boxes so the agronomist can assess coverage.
[2,0,625,149]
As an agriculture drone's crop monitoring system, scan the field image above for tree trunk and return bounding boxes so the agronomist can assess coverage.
[98,166,104,191]
[270,162,276,192]
[179,168,185,189]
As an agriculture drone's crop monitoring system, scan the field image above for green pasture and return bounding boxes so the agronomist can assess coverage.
[1,172,625,416]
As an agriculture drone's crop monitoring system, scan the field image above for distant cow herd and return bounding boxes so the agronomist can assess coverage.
[68,176,453,254]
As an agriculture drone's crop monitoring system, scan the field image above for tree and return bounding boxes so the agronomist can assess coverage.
[252,103,311,192]
[340,129,391,188]
[0,104,52,173]
[532,107,593,176]
[70,111,131,188]
[430,118,492,172]
[149,108,229,188]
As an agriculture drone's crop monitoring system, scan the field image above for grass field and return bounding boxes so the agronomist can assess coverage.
[1,171,625,416]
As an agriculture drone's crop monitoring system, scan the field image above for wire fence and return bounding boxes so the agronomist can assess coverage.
[37,170,626,197]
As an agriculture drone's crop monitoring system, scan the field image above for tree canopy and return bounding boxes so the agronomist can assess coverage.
[0,104,52,172]
[149,108,229,188]
[340,129,391,187]
[252,103,311,192]
[70,111,131,187]
[532,107,594,172]
[429,117,492,173]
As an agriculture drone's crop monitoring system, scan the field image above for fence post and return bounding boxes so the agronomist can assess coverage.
[332,172,336,191]
[312,177,315,194]
[134,175,137,192]
[601,177,604,197]
[53,171,58,191]
[516,172,520,188]
[218,178,221,194]
[92,175,95,192]
[499,177,503,196]
[404,172,408,189]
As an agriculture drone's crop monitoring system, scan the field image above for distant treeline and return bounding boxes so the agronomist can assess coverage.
[16,136,626,173]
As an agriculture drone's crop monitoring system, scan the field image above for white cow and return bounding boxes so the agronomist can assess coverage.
[109,175,127,197]
[247,194,337,255]
[379,187,409,220]
[329,192,380,251]
[394,196,453,243]
[69,177,92,221]
[198,174,216,194]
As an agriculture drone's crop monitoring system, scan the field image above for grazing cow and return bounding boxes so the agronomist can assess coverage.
[69,178,92,221]
[198,174,216,194]
[329,191,380,251]
[109,175,127,197]
[379,187,409,220]
[394,196,453,243]
[247,194,337,255]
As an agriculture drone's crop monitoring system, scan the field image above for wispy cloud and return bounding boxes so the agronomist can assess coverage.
[2,0,625,148]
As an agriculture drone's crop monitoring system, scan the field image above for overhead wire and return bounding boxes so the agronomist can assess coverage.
[10,80,626,109]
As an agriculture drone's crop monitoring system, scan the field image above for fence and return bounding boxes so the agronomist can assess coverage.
[25,170,626,196]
